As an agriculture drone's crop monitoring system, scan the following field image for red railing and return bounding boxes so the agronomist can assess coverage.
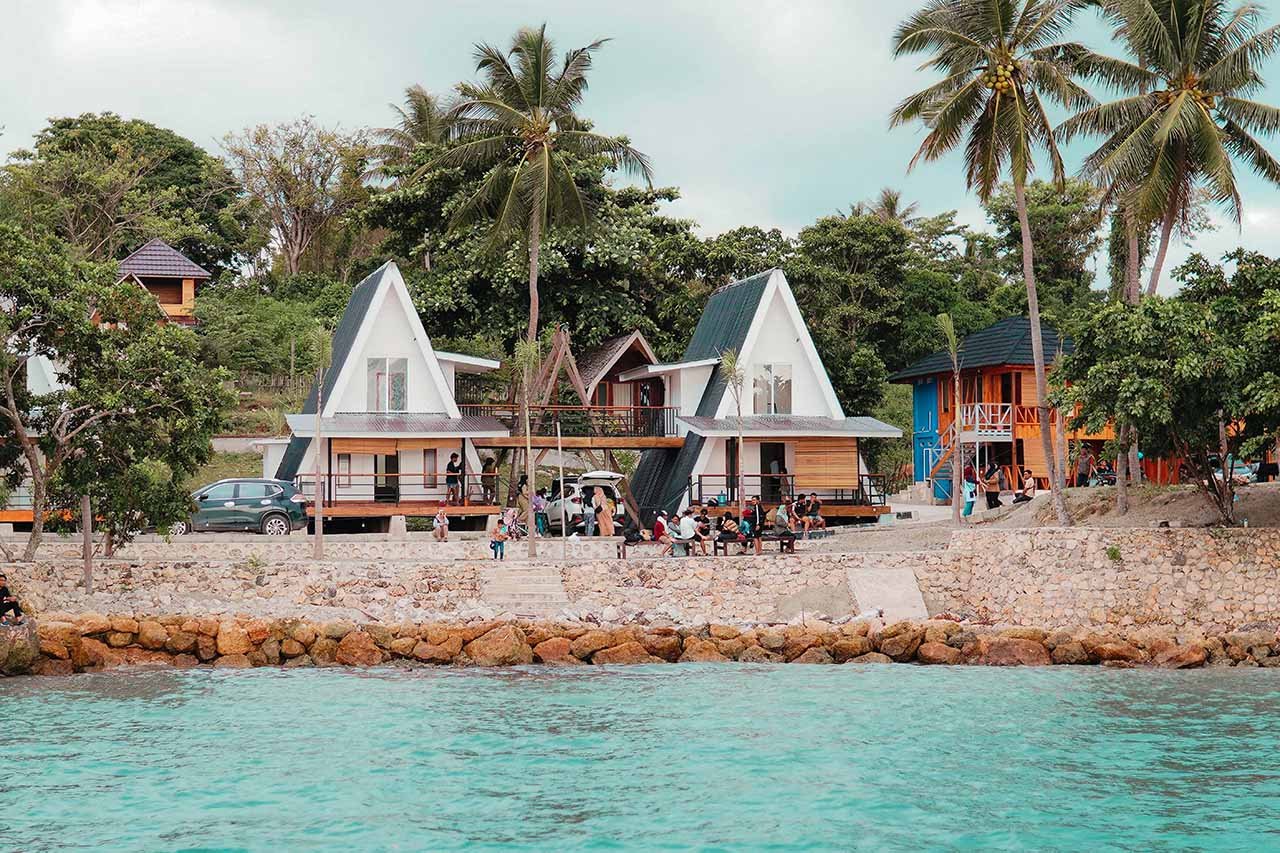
[689,474,887,507]
[295,472,500,506]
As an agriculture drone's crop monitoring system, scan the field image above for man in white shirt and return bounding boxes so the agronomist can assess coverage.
[673,508,698,557]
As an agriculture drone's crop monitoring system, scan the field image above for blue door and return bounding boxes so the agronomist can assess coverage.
[911,380,939,482]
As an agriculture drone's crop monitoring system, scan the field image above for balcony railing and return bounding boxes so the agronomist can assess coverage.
[688,474,888,507]
[459,404,678,438]
[957,403,1013,436]
[295,472,499,507]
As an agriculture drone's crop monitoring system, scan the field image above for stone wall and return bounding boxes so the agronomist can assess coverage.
[911,527,1280,631]
[15,536,619,564]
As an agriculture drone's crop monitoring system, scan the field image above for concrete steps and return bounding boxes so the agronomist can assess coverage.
[478,565,570,618]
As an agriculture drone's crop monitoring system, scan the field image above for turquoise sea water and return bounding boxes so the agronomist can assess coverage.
[3,665,1280,852]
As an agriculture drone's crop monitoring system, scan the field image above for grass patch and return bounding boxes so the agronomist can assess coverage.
[183,452,263,491]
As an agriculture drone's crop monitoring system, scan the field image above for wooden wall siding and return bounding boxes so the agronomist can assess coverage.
[396,438,459,451]
[331,438,399,454]
[794,438,859,488]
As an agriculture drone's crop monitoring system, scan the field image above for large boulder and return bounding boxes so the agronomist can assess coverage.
[963,636,1051,667]
[336,632,385,667]
[0,620,40,675]
[678,638,729,663]
[464,625,533,667]
[848,652,893,664]
[1050,641,1090,665]
[879,628,924,662]
[739,645,785,664]
[923,620,962,645]
[916,641,962,665]
[593,642,662,665]
[640,632,684,662]
[320,620,355,640]
[412,635,463,664]
[136,621,169,651]
[533,637,582,665]
[1091,642,1145,664]
[570,630,617,660]
[830,636,872,663]
[1154,644,1207,669]
[213,654,251,669]
[791,647,834,664]
[216,623,253,656]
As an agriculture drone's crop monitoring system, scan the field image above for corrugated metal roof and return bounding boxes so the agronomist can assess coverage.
[679,415,902,438]
[276,263,394,479]
[118,238,211,280]
[285,413,509,437]
[683,270,772,418]
[889,316,1073,382]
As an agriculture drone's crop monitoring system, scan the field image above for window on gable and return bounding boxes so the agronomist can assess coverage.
[366,357,408,412]
[752,363,792,415]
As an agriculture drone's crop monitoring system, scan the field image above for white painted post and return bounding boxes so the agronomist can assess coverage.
[558,421,567,561]
[313,365,325,560]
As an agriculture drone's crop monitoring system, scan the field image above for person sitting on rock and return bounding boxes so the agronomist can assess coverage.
[432,503,450,543]
[0,575,23,623]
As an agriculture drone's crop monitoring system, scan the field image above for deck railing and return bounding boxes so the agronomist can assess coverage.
[690,474,887,507]
[295,472,498,506]
[958,402,1013,436]
[458,403,679,438]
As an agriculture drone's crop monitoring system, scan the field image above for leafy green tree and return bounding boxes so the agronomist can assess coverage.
[983,178,1105,323]
[0,225,232,559]
[861,188,920,224]
[194,291,326,376]
[222,117,372,276]
[1057,292,1253,524]
[428,25,652,351]
[891,0,1093,525]
[1061,0,1280,295]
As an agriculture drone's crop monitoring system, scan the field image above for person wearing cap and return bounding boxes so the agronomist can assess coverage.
[654,510,674,554]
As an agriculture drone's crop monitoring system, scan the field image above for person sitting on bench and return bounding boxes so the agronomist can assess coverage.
[801,493,825,536]
[717,512,744,555]
[671,508,699,556]
[774,500,796,538]
[0,575,22,623]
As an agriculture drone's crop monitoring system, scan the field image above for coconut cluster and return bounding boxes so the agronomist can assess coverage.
[981,62,1018,93]
[1158,81,1216,110]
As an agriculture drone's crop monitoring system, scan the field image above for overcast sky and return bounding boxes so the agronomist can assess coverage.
[5,0,1280,291]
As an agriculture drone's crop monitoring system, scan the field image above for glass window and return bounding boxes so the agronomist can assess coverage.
[389,358,407,411]
[337,454,352,488]
[203,483,236,501]
[367,357,409,412]
[423,449,437,488]
[237,483,273,499]
[752,364,792,414]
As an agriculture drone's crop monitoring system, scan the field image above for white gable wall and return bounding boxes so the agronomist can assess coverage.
[328,265,457,416]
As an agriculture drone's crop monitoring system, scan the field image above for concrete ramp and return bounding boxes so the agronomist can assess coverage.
[847,567,929,622]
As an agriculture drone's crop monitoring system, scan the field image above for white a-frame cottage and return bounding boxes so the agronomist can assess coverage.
[628,269,900,520]
[275,261,508,525]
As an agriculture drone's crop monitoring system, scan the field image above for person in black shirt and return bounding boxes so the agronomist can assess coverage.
[745,495,767,555]
[0,575,23,623]
[445,453,463,505]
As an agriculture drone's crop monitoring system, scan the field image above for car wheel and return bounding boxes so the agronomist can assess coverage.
[170,520,191,536]
[262,514,291,536]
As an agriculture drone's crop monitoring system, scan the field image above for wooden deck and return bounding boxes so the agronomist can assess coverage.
[307,502,499,518]
[823,504,893,518]
[0,510,33,523]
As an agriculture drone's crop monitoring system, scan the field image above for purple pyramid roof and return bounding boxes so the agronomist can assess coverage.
[117,238,211,280]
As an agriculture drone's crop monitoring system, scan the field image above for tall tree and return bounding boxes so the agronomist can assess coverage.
[223,117,371,276]
[1060,0,1280,294]
[427,24,653,351]
[0,225,231,559]
[373,85,453,270]
[936,313,964,526]
[891,0,1092,526]
[865,187,921,223]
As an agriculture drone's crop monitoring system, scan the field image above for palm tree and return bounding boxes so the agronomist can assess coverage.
[375,84,450,171]
[890,0,1088,526]
[426,25,652,350]
[1060,0,1280,296]
[868,187,921,223]
[718,347,747,520]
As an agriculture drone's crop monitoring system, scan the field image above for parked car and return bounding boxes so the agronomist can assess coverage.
[171,478,309,536]
[545,471,626,534]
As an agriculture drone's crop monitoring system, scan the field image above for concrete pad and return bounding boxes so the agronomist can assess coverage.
[847,567,929,622]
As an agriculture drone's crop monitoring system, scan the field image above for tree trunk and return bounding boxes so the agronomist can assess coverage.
[1146,199,1178,297]
[21,469,47,562]
[951,370,962,526]
[1115,437,1129,515]
[524,367,537,559]
[1128,435,1142,486]
[312,365,325,560]
[1014,181,1070,526]
[527,216,541,346]
[1125,209,1142,304]
[81,495,93,593]
[1055,417,1068,491]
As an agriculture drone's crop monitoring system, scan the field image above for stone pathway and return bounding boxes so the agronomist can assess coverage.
[479,564,570,618]
[847,567,929,622]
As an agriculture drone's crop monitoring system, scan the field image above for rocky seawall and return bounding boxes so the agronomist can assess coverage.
[20,612,1278,676]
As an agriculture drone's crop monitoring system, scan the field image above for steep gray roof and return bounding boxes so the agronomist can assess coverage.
[285,413,508,437]
[630,434,705,522]
[679,415,902,438]
[889,316,1073,382]
[118,238,211,280]
[684,270,772,418]
[275,262,394,481]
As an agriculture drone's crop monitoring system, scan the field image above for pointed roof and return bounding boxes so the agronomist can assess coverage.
[117,238,211,280]
[681,270,773,417]
[275,264,392,480]
[577,331,658,395]
[889,316,1073,382]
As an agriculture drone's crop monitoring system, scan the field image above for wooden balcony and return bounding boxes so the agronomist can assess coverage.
[460,404,684,449]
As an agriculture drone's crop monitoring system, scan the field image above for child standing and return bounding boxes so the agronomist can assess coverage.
[490,521,508,560]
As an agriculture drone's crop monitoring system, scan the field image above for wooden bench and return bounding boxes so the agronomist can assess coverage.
[617,539,702,558]
[712,534,796,556]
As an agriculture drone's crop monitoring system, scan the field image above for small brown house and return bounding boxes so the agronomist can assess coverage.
[117,238,211,325]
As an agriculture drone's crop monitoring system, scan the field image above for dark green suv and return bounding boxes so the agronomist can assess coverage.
[172,479,309,536]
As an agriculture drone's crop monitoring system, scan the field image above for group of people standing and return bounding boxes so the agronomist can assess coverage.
[960,462,1037,518]
[645,493,826,556]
